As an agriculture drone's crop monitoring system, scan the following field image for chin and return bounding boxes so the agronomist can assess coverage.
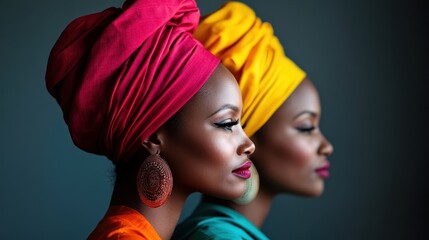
[210,184,246,200]
[294,190,323,198]
[294,183,325,197]
[305,190,324,197]
[307,185,325,197]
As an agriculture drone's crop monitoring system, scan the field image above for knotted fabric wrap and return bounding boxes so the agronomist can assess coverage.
[195,1,306,137]
[46,0,220,163]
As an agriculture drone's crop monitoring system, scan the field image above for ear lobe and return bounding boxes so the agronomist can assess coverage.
[142,133,162,155]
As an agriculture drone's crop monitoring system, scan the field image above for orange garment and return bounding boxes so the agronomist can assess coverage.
[88,205,161,240]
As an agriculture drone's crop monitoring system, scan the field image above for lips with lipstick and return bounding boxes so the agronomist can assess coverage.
[315,162,330,179]
[232,160,252,179]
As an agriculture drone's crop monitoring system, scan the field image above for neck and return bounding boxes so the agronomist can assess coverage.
[231,187,274,228]
[110,177,189,239]
[203,186,275,228]
[138,188,188,239]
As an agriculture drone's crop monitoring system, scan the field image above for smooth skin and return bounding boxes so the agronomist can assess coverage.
[205,78,333,228]
[110,63,255,239]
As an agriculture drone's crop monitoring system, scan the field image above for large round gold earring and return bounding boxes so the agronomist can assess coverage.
[233,164,259,205]
[137,152,173,208]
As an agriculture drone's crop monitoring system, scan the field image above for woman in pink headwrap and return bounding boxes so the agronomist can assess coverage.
[45,0,255,239]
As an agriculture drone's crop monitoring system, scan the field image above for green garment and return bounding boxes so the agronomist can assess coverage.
[172,202,270,240]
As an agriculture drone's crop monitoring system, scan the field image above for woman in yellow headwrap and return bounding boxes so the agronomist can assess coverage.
[172,2,333,239]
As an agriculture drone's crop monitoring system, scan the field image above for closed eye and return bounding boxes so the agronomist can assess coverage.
[296,126,316,134]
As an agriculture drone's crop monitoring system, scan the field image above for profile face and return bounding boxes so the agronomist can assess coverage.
[250,78,333,197]
[160,64,255,200]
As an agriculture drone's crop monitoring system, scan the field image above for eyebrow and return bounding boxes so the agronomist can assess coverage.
[293,110,318,120]
[209,104,240,117]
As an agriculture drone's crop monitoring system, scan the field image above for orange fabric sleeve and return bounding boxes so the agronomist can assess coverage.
[88,206,161,240]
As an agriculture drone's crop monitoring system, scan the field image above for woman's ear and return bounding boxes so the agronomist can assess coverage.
[142,133,162,155]
[142,128,169,155]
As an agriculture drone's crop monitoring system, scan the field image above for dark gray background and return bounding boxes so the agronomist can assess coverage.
[1,0,427,239]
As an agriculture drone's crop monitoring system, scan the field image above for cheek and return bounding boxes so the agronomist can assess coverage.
[253,131,318,179]
[166,129,244,198]
[279,137,316,167]
[165,128,236,181]
[184,131,235,165]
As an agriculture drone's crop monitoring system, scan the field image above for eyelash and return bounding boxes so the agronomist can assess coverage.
[296,126,315,134]
[214,119,240,132]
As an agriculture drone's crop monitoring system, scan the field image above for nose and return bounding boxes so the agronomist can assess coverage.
[237,128,255,156]
[319,132,333,157]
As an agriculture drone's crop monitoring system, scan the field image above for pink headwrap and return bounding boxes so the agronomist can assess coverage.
[45,0,219,163]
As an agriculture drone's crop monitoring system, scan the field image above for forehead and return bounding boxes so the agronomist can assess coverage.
[180,64,242,117]
[276,78,321,120]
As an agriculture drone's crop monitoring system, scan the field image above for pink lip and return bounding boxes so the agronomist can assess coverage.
[315,162,330,179]
[232,160,252,179]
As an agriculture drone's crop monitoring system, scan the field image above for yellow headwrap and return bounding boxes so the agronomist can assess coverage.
[195,1,306,137]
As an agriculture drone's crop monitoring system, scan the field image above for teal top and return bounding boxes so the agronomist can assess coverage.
[172,202,270,240]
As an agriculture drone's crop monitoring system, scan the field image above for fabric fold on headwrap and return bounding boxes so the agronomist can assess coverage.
[195,1,306,137]
[46,0,219,163]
